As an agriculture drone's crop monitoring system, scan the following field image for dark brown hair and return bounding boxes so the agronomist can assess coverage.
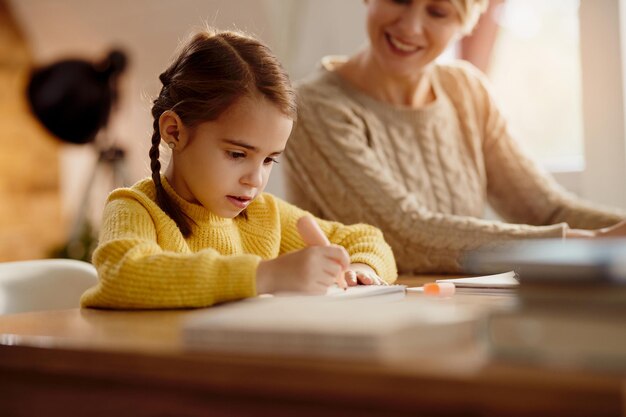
[149,29,297,237]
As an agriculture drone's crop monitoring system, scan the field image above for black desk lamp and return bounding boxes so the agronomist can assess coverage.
[27,50,129,261]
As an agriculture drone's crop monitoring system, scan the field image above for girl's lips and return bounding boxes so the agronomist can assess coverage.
[227,195,252,209]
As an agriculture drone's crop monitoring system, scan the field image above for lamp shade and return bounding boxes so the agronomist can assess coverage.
[26,50,127,145]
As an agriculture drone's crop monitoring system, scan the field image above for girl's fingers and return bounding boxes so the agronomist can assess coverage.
[322,263,343,278]
[322,245,350,269]
[345,270,358,286]
[335,271,349,290]
[297,216,330,246]
[356,272,374,285]
[356,272,386,285]
[315,273,337,287]
[321,256,348,289]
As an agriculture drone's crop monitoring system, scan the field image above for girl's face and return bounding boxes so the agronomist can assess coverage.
[168,96,293,218]
[365,0,463,77]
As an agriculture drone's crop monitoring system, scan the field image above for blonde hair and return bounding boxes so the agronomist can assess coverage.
[450,0,490,35]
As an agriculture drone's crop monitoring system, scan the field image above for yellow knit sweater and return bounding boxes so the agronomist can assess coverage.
[80,177,397,309]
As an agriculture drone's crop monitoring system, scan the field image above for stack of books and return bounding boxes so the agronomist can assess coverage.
[466,238,626,371]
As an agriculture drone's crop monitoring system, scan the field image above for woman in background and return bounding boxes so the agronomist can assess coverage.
[284,0,626,274]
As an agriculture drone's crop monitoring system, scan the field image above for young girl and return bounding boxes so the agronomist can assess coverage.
[80,29,397,309]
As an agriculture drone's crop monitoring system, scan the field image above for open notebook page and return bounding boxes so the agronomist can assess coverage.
[325,284,406,299]
[435,271,519,289]
[261,284,407,301]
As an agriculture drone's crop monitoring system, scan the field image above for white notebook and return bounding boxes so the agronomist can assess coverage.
[436,271,519,289]
[406,271,519,295]
[183,296,479,362]
[261,284,407,302]
[325,284,406,300]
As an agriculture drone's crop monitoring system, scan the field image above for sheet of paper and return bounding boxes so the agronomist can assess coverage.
[405,271,518,295]
[325,284,406,299]
[259,284,407,301]
[436,271,518,289]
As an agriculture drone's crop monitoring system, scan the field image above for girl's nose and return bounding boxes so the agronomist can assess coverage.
[241,164,263,188]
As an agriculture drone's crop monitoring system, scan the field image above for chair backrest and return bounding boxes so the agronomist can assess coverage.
[0,259,98,315]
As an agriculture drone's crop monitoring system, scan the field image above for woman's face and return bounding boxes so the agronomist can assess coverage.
[365,0,463,77]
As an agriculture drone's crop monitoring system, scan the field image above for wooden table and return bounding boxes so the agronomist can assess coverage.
[0,276,623,417]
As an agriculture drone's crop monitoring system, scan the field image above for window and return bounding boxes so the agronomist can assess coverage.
[488,0,583,172]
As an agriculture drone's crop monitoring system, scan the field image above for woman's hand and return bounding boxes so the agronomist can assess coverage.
[596,220,626,237]
[566,220,626,238]
[255,244,350,295]
[344,263,386,286]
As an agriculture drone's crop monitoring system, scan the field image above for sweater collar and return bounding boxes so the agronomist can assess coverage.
[319,55,444,116]
[160,175,233,226]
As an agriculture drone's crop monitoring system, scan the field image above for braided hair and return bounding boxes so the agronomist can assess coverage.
[149,29,296,237]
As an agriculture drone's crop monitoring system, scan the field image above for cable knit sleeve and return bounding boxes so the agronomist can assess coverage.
[284,67,610,273]
[267,195,397,284]
[459,63,626,230]
[81,196,260,309]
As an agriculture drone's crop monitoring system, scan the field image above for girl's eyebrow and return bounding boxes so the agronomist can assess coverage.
[222,138,257,151]
[221,138,284,155]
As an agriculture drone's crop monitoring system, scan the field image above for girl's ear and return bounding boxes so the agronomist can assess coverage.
[159,110,189,150]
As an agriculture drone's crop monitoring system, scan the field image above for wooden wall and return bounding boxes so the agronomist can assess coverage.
[0,0,64,261]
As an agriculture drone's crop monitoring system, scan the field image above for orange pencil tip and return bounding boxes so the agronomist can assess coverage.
[423,282,440,295]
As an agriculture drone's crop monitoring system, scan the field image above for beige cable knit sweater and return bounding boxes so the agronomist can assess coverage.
[284,57,625,274]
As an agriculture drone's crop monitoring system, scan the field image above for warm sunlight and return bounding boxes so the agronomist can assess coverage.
[489,0,583,171]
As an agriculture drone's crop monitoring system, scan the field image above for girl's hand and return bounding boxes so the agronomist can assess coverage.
[344,263,386,286]
[256,244,350,295]
[566,220,626,238]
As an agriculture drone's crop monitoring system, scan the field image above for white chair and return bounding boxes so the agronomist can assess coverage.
[0,259,98,315]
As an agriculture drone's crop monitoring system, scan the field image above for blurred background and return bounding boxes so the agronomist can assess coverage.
[1,0,625,262]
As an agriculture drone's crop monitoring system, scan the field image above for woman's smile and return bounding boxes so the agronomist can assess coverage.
[385,32,424,55]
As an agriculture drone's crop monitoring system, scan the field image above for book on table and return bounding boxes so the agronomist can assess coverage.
[404,271,519,295]
[463,238,626,371]
[486,306,626,372]
[435,270,519,295]
[463,237,626,283]
[182,294,481,362]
